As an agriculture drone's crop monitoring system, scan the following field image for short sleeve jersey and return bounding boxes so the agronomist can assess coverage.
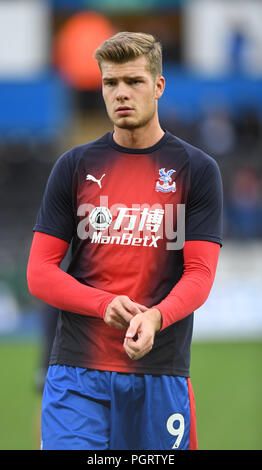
[34,130,223,377]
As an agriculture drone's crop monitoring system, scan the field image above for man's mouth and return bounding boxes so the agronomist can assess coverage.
[115,106,134,115]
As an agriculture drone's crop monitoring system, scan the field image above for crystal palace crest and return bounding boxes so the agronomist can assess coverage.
[155,168,176,193]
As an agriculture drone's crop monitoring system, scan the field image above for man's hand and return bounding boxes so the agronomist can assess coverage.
[123,308,162,360]
[104,295,147,330]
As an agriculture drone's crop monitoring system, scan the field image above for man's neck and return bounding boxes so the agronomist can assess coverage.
[112,120,164,149]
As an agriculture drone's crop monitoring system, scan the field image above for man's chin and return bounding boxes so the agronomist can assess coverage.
[113,117,139,130]
[113,114,154,130]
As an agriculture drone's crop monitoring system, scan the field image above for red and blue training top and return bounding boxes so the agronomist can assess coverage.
[32,130,223,376]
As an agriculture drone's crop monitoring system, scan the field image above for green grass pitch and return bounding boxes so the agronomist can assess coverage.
[0,340,261,450]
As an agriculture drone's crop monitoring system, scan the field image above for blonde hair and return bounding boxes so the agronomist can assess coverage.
[94,31,162,78]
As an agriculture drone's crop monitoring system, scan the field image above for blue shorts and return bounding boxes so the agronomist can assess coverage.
[41,365,197,450]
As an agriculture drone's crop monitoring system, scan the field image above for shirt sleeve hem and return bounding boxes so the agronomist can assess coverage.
[33,225,72,244]
[185,234,223,246]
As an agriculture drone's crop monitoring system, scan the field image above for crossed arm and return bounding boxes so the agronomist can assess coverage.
[27,231,220,361]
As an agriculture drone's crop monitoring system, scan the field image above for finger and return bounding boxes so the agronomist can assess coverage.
[110,319,128,330]
[128,330,152,351]
[124,337,140,360]
[112,303,134,324]
[124,316,154,357]
[125,314,142,339]
[124,339,135,359]
[104,308,131,329]
[105,315,127,330]
[135,303,148,313]
[120,297,144,316]
[124,337,151,360]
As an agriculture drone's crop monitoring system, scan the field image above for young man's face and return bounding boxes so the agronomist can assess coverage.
[101,56,164,130]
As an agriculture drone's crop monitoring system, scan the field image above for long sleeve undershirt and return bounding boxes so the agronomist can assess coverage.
[154,240,220,330]
[27,231,220,330]
[27,231,116,319]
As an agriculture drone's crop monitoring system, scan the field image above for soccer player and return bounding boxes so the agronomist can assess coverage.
[27,32,223,450]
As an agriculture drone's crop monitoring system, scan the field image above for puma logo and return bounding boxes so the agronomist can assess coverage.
[86,173,106,188]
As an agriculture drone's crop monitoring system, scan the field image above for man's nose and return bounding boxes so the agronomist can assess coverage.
[115,83,130,101]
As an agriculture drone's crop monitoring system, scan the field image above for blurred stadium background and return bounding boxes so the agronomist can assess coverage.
[0,0,261,450]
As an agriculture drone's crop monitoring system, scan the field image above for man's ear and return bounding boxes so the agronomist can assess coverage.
[155,75,165,100]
